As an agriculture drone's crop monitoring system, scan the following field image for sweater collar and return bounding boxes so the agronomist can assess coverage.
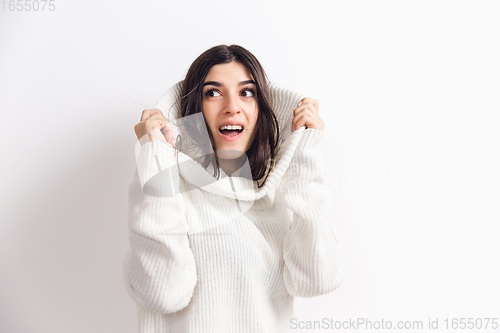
[154,80,307,201]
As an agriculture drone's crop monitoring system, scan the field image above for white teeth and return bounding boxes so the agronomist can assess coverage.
[219,125,243,130]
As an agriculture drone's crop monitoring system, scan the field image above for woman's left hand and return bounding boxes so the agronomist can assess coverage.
[291,97,325,132]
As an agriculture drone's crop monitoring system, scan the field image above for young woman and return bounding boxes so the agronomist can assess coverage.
[123,44,343,333]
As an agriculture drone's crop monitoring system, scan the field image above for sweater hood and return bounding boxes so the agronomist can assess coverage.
[151,80,309,202]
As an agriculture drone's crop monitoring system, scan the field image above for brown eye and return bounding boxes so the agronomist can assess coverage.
[205,88,221,97]
[241,88,255,97]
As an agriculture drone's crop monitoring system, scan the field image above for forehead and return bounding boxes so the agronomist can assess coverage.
[205,62,253,82]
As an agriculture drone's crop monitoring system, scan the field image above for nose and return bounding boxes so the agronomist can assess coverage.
[223,92,242,115]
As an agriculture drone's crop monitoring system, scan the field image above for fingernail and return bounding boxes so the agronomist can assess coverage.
[297,100,302,107]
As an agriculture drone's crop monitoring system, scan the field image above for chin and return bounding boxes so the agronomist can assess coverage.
[216,147,246,159]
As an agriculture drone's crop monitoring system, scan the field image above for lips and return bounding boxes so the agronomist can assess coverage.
[218,127,244,141]
[219,121,245,129]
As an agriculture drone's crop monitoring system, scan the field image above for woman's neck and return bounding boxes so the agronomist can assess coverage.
[218,153,248,177]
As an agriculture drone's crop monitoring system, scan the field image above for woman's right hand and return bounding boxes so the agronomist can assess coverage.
[134,109,175,146]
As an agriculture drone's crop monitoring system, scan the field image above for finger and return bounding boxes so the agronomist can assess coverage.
[294,101,317,114]
[292,114,310,131]
[297,99,319,114]
[293,107,314,123]
[300,98,319,107]
[292,112,311,131]
[152,118,174,144]
[145,118,168,139]
[149,127,167,144]
[298,106,319,120]
[292,108,306,131]
[160,124,175,146]
[140,108,164,122]
[148,116,174,146]
[146,112,169,123]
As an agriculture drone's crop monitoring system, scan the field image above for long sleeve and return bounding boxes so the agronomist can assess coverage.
[122,140,197,314]
[279,128,343,298]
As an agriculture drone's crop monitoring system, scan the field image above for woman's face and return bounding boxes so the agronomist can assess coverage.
[202,61,259,159]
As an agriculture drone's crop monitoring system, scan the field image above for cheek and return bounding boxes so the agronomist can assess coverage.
[251,110,259,127]
[202,107,216,128]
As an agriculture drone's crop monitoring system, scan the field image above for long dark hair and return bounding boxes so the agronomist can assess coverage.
[172,44,280,188]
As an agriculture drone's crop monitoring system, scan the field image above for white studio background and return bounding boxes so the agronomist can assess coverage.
[1,1,499,332]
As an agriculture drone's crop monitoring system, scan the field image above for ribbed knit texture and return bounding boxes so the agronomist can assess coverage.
[123,82,344,333]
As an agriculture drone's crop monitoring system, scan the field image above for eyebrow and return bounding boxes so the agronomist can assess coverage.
[202,80,256,88]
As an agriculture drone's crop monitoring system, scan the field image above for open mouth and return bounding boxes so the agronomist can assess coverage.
[219,128,243,137]
[218,124,244,137]
[218,125,244,141]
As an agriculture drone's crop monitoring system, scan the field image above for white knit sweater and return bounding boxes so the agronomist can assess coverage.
[122,81,344,333]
